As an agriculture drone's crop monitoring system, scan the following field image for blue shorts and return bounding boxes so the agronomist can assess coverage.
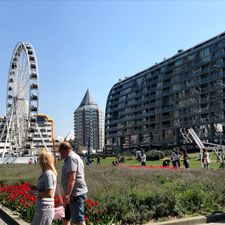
[64,194,86,223]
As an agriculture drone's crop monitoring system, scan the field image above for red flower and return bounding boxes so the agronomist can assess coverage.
[84,216,89,221]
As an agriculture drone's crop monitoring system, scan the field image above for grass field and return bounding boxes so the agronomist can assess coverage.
[95,152,223,169]
[0,152,223,185]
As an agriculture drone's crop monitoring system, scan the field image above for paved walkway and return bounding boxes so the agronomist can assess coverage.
[4,214,225,225]
[199,220,225,224]
[0,217,7,225]
[0,204,29,225]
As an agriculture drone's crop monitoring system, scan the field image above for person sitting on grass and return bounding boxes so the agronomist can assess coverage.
[162,159,170,167]
[112,161,119,166]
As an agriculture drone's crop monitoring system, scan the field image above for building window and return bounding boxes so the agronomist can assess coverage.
[199,47,210,63]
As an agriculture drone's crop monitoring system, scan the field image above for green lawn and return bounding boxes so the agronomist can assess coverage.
[93,152,223,169]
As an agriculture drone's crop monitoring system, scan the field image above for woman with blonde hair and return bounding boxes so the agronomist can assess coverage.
[31,149,57,225]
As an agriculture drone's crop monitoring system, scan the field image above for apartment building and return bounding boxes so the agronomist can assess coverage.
[74,89,104,151]
[105,31,225,152]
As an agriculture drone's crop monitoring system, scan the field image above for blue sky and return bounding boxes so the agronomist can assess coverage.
[0,1,225,137]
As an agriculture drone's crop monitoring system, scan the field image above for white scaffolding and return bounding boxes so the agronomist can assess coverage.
[180,128,225,167]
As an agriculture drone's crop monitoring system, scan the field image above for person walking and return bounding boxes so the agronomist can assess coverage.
[171,148,179,168]
[203,148,210,169]
[59,142,88,225]
[96,156,101,165]
[31,150,57,225]
[183,149,190,169]
[140,151,146,166]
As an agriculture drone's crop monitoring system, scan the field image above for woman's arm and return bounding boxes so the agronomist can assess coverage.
[38,189,54,198]
[38,171,56,198]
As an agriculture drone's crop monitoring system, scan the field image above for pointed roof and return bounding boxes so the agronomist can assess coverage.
[65,130,75,141]
[79,89,98,107]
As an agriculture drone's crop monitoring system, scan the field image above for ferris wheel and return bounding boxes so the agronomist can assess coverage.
[0,42,40,157]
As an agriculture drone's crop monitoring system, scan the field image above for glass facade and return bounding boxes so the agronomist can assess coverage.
[105,32,225,152]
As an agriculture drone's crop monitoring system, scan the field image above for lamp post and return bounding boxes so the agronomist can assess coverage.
[216,123,224,168]
[220,132,224,168]
[215,80,225,168]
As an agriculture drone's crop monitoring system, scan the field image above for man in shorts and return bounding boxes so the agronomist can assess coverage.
[59,142,88,225]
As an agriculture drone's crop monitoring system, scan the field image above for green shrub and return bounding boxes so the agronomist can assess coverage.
[146,150,164,161]
[163,149,173,157]
[125,156,135,161]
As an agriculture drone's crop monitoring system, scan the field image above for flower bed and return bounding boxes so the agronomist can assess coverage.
[0,183,114,225]
[127,165,176,170]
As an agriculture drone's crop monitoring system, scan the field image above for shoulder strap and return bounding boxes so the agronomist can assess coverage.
[56,182,64,205]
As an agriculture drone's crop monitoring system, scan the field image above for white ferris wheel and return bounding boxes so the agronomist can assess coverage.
[0,42,44,157]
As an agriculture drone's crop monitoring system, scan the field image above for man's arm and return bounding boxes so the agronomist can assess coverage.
[64,171,76,205]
